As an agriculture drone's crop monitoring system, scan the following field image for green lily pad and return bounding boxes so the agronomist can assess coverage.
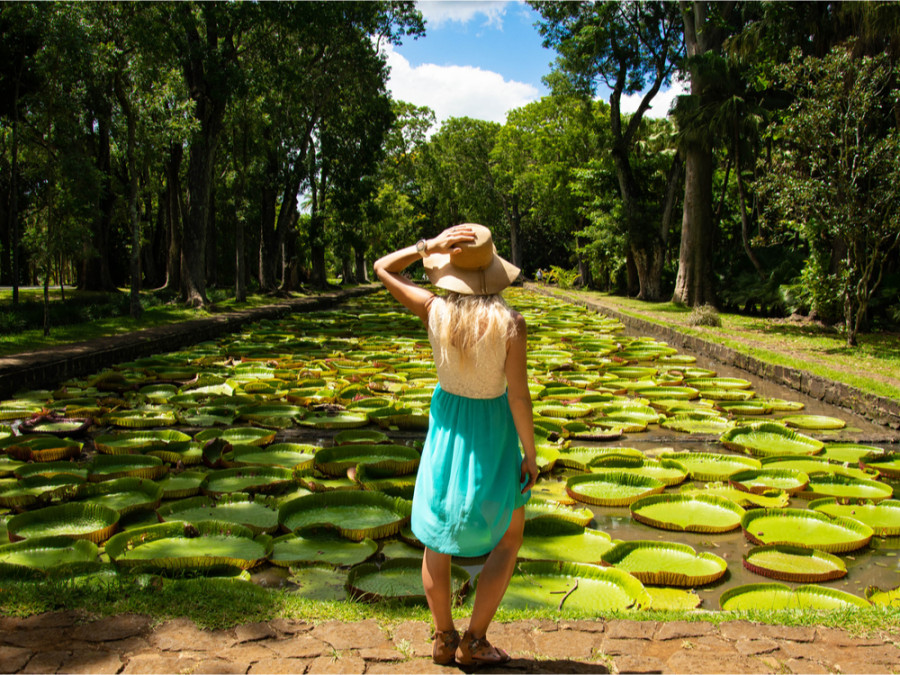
[106,521,269,574]
[157,470,207,499]
[229,443,317,471]
[314,444,419,477]
[496,561,651,613]
[799,474,893,502]
[680,484,790,509]
[566,472,665,507]
[660,415,734,435]
[741,508,873,553]
[157,494,280,534]
[742,545,847,583]
[88,454,168,482]
[287,565,349,601]
[760,455,877,482]
[860,452,900,480]
[729,468,809,495]
[94,430,193,455]
[194,427,277,447]
[524,499,594,528]
[0,536,99,579]
[347,558,469,604]
[720,422,823,457]
[780,415,846,430]
[270,533,378,567]
[808,498,900,537]
[601,541,727,587]
[201,467,295,496]
[518,520,614,564]
[645,587,701,611]
[7,502,119,543]
[865,586,900,608]
[659,451,761,481]
[631,494,745,533]
[74,478,163,515]
[279,491,411,541]
[720,583,868,611]
[821,443,884,464]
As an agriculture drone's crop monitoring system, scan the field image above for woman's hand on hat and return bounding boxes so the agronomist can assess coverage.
[427,225,476,255]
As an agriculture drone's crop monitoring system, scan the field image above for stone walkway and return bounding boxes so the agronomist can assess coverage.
[1,612,898,674]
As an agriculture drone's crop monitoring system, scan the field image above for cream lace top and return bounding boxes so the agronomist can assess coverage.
[426,297,509,399]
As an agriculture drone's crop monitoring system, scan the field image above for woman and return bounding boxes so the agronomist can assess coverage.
[374,223,539,666]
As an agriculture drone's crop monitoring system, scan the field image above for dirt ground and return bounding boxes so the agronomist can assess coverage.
[1,611,899,674]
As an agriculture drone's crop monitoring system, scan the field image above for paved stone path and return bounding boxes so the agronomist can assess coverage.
[1,612,898,674]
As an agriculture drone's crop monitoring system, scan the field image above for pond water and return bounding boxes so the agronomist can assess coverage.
[2,288,899,612]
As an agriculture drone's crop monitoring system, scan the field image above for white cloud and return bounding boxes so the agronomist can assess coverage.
[384,43,539,128]
[416,1,509,29]
[619,78,690,119]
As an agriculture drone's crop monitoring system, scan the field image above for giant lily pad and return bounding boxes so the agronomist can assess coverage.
[279,491,411,541]
[644,587,702,611]
[799,474,893,502]
[518,519,614,563]
[228,443,316,471]
[821,443,883,464]
[566,472,665,507]
[7,502,119,543]
[808,498,900,537]
[524,499,593,527]
[741,508,873,553]
[729,468,809,495]
[860,452,900,480]
[680,484,790,509]
[780,415,846,431]
[94,430,192,455]
[347,558,469,604]
[865,586,900,608]
[742,545,847,583]
[4,436,82,462]
[631,494,744,533]
[720,423,823,457]
[592,458,687,487]
[194,427,276,447]
[314,444,419,477]
[106,521,269,573]
[660,451,761,481]
[0,536,99,579]
[201,467,295,496]
[660,415,733,435]
[601,541,727,586]
[88,454,168,482]
[74,478,163,516]
[157,494,280,534]
[720,583,868,611]
[157,470,207,499]
[287,566,348,601]
[760,455,877,482]
[270,533,377,568]
[495,561,651,613]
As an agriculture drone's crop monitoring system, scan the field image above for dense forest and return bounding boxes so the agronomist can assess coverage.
[1,1,898,345]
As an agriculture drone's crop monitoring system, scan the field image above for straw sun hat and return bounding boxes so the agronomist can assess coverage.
[422,223,521,296]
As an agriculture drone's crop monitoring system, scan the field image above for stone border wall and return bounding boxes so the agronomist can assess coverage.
[528,284,900,430]
[0,285,380,400]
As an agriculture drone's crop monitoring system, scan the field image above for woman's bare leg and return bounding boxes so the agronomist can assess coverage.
[422,547,455,632]
[467,506,524,637]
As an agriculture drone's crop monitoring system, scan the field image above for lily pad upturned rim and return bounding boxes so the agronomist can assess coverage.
[719,422,824,457]
[157,493,281,535]
[105,520,269,572]
[659,451,761,481]
[600,540,727,587]
[742,544,847,583]
[728,468,810,495]
[719,582,869,611]
[278,490,412,541]
[6,502,120,544]
[798,474,894,502]
[565,471,665,507]
[313,444,420,478]
[740,508,874,553]
[808,498,900,537]
[0,535,100,579]
[630,494,745,533]
[270,532,378,568]
[347,557,470,604]
[74,477,164,515]
[200,466,296,496]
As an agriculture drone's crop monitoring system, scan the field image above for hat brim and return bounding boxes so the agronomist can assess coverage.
[423,250,521,295]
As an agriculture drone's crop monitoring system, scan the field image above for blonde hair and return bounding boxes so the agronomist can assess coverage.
[429,292,517,368]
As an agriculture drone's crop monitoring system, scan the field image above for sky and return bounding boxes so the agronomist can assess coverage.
[384,0,688,129]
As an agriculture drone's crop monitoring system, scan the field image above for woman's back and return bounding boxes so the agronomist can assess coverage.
[427,295,510,399]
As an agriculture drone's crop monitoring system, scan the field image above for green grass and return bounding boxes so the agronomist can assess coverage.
[0,287,348,358]
[2,574,898,636]
[544,287,900,403]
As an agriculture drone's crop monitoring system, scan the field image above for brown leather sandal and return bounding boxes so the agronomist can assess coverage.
[432,628,461,665]
[455,630,510,666]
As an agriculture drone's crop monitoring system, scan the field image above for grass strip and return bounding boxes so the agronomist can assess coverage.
[1,575,898,636]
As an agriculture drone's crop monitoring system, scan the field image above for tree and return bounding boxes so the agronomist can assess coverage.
[758,46,900,345]
[533,0,684,300]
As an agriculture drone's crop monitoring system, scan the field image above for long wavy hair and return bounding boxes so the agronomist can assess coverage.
[429,292,517,368]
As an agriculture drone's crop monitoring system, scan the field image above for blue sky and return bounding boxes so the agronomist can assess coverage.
[385,1,686,130]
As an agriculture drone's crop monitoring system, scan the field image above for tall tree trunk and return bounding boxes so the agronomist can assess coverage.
[206,181,217,290]
[163,144,183,293]
[672,0,731,307]
[115,73,142,319]
[82,108,116,292]
[735,140,764,280]
[509,200,522,269]
[8,78,20,304]
[181,121,218,306]
[354,245,369,283]
[258,148,279,291]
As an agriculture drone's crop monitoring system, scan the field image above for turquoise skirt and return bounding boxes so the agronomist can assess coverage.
[411,384,530,557]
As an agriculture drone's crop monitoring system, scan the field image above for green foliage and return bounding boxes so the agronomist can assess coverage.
[758,44,900,344]
[544,266,581,290]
